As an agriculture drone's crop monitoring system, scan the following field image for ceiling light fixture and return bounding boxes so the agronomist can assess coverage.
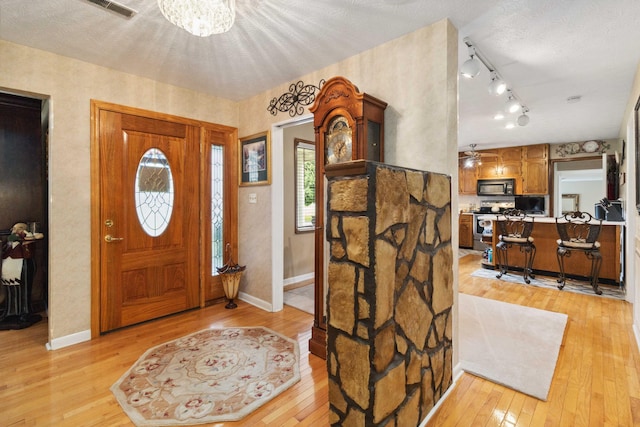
[494,112,505,120]
[461,37,530,126]
[504,91,521,114]
[158,0,235,37]
[517,108,530,126]
[460,46,481,78]
[488,71,506,96]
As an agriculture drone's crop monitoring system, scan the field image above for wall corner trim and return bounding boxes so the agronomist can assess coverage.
[45,329,91,350]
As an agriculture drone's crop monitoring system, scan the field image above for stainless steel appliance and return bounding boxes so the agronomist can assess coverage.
[471,200,515,251]
[477,178,515,196]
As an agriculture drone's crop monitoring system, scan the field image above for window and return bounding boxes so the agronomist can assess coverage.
[295,138,315,233]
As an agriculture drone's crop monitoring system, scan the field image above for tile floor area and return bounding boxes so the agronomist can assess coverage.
[283,284,314,314]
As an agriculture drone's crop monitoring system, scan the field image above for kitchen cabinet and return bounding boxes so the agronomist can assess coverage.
[457,144,549,195]
[522,144,549,194]
[459,213,473,248]
[458,159,477,195]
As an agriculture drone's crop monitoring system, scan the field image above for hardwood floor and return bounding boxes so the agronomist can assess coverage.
[430,254,640,427]
[2,253,639,426]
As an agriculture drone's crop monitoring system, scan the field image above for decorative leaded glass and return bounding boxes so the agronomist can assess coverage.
[211,145,224,275]
[135,148,174,237]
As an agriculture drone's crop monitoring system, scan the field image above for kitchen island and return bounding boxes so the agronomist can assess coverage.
[479,215,624,285]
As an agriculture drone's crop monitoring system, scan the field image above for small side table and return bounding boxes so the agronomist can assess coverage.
[1,239,42,329]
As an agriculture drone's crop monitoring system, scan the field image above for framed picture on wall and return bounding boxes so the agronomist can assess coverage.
[239,131,271,186]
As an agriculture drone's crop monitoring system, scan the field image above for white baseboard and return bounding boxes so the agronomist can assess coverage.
[419,363,463,427]
[238,291,273,312]
[46,329,91,350]
[634,323,640,353]
[283,272,314,288]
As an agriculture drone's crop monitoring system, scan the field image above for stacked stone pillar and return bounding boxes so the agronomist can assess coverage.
[325,160,453,426]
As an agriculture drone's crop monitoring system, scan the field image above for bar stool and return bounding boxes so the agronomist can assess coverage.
[555,211,603,295]
[495,209,536,284]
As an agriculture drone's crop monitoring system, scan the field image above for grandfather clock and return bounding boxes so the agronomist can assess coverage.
[308,76,387,358]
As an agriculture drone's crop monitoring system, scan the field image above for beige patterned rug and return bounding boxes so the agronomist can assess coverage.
[111,327,300,426]
[459,293,567,400]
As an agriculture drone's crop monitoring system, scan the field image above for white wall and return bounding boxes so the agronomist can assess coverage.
[618,61,639,345]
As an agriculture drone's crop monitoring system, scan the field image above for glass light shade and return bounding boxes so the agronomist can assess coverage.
[158,0,235,37]
[517,113,530,126]
[460,56,481,78]
[488,72,506,96]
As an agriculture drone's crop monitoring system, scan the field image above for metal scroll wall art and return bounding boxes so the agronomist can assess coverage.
[267,79,325,117]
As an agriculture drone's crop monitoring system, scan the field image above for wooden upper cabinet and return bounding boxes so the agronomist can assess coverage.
[458,159,477,195]
[476,151,499,179]
[523,144,548,160]
[500,146,522,162]
[457,144,549,195]
[522,144,549,194]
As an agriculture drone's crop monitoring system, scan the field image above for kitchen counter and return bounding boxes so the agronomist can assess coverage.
[477,214,625,226]
[480,216,624,284]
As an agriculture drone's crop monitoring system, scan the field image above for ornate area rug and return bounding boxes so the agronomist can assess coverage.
[459,293,568,400]
[111,327,300,426]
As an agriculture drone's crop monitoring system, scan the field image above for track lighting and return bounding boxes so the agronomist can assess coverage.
[504,91,521,114]
[460,46,481,78]
[488,71,506,96]
[461,37,530,127]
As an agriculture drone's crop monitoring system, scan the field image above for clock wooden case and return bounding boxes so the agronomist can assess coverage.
[308,76,387,358]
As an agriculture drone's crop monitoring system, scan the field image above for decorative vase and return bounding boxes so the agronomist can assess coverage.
[216,244,245,309]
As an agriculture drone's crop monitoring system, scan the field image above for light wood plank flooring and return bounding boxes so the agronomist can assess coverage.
[2,253,639,426]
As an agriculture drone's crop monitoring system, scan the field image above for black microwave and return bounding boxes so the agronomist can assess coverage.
[477,178,515,196]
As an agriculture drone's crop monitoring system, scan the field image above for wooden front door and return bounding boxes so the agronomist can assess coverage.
[97,109,200,332]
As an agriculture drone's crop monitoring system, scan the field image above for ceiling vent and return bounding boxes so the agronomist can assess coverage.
[84,0,137,19]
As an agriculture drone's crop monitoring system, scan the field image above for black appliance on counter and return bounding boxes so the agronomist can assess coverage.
[515,196,545,214]
[595,199,624,221]
[476,178,515,196]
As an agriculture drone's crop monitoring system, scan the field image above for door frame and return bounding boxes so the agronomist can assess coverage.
[271,114,313,312]
[90,101,238,337]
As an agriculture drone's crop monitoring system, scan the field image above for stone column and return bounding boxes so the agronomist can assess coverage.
[325,160,453,426]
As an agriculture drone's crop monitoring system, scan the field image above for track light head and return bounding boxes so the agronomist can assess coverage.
[460,47,481,78]
[504,93,521,114]
[488,71,506,96]
[461,57,481,78]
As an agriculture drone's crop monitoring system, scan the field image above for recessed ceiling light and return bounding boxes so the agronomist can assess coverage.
[505,122,515,129]
[494,112,505,120]
[567,95,582,104]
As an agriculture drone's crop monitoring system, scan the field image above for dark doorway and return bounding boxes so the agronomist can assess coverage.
[0,91,49,318]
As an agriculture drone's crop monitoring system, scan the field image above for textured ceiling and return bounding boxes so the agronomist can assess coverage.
[1,0,640,150]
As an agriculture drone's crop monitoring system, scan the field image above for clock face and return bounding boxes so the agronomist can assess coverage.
[325,116,353,164]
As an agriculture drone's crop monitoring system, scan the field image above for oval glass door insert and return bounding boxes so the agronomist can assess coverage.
[135,148,174,237]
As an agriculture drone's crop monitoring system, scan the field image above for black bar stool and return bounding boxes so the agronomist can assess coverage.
[495,209,536,284]
[555,211,603,295]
